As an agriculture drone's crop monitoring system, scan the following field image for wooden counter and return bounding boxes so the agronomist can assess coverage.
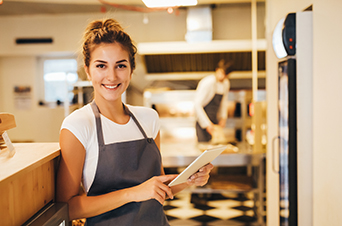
[0,143,60,226]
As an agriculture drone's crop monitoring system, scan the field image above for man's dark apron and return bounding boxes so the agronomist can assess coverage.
[86,101,169,226]
[196,94,223,142]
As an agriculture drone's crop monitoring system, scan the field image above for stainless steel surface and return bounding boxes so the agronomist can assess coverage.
[160,134,264,168]
[162,152,264,168]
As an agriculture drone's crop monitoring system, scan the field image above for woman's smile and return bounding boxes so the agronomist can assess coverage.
[103,83,120,89]
[85,42,132,103]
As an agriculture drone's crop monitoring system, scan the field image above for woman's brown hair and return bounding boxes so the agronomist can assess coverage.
[216,59,234,75]
[82,19,137,71]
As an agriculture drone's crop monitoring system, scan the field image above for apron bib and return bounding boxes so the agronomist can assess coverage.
[196,94,223,142]
[86,102,169,226]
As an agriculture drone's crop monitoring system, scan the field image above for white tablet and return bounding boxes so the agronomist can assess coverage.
[168,145,227,187]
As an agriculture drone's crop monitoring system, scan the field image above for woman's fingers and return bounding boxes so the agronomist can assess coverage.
[159,174,178,184]
[138,175,177,205]
[190,163,214,179]
[158,175,177,199]
[200,163,214,172]
[152,186,166,205]
[187,163,214,186]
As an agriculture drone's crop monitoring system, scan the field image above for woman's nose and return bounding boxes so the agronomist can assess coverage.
[106,67,117,80]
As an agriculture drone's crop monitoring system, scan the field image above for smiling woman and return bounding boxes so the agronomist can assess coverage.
[56,18,215,226]
[84,43,132,109]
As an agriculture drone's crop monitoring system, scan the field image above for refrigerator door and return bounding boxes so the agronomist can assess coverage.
[278,59,297,226]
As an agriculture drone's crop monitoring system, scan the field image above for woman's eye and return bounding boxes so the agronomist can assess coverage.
[96,64,106,69]
[117,64,127,69]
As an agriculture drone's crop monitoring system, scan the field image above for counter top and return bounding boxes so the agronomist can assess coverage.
[160,142,264,168]
[0,142,60,184]
[0,141,263,180]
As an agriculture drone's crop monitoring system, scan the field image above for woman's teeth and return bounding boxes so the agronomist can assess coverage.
[104,84,118,89]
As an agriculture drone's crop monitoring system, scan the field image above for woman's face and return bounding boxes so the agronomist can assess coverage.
[85,42,132,104]
[215,68,226,82]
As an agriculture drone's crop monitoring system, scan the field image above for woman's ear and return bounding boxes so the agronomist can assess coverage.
[84,65,91,80]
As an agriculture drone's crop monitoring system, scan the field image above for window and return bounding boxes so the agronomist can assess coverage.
[43,59,78,104]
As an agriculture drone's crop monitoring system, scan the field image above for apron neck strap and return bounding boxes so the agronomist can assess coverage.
[123,104,148,139]
[91,101,105,147]
[91,101,149,147]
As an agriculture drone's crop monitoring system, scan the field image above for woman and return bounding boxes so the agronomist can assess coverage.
[56,18,214,226]
[194,59,234,143]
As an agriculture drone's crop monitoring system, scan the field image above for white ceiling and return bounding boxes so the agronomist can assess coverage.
[4,0,262,5]
[0,0,264,16]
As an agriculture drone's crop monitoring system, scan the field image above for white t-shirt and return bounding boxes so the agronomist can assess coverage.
[194,74,230,129]
[60,103,160,192]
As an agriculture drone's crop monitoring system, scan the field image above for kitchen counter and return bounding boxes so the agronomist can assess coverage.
[0,142,60,226]
[160,142,264,168]
[160,141,266,226]
[0,142,60,183]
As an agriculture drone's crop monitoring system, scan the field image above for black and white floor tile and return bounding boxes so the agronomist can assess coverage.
[164,192,263,226]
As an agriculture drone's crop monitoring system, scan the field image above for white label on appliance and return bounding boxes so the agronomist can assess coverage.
[2,131,15,157]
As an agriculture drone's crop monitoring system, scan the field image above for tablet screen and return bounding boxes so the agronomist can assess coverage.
[168,145,226,187]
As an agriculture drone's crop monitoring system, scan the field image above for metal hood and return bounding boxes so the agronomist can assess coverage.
[137,40,266,78]
[136,6,266,86]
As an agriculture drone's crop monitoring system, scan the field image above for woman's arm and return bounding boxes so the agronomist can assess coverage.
[194,77,215,129]
[218,79,230,126]
[56,129,175,220]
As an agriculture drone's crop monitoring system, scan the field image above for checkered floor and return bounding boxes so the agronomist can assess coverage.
[164,192,263,226]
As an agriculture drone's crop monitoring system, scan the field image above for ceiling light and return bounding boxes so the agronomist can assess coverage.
[142,0,197,8]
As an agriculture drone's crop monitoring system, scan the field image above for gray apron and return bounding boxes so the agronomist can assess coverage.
[196,94,223,142]
[86,101,169,226]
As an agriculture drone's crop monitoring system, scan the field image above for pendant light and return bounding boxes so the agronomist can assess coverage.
[142,0,197,8]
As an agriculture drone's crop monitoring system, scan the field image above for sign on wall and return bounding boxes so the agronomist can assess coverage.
[14,86,32,110]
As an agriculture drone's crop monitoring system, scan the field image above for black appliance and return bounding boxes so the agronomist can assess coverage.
[273,12,298,226]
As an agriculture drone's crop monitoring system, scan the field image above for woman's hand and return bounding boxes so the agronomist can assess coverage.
[218,119,227,128]
[131,174,177,205]
[206,124,215,135]
[187,163,214,187]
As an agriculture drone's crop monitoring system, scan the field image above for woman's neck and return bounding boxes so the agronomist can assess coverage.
[94,98,130,124]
